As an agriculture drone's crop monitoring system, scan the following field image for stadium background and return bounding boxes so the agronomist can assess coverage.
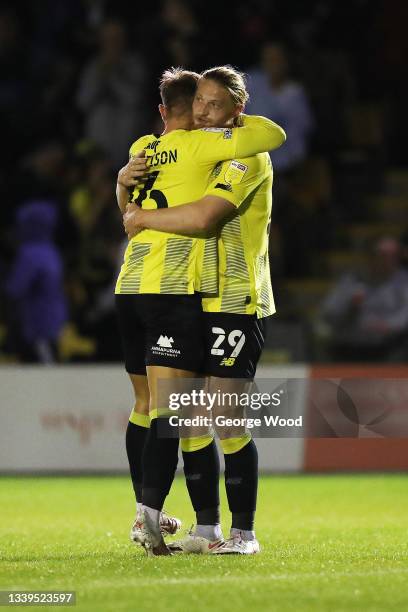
[1,3,408,611]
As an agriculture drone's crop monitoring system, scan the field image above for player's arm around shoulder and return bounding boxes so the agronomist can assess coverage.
[123,155,267,239]
[186,115,285,165]
[237,114,286,155]
[123,195,234,238]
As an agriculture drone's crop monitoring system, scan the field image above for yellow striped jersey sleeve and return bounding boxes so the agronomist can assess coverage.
[202,153,276,318]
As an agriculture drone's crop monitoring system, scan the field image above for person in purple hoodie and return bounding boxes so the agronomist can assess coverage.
[4,201,67,363]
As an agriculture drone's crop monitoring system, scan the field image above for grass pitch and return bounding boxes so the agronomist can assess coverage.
[1,475,408,611]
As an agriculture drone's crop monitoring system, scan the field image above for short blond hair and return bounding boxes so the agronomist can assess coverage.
[159,67,200,113]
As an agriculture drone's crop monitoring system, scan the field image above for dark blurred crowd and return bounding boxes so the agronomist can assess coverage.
[1,0,407,363]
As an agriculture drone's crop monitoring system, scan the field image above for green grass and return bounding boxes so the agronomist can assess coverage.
[1,475,408,611]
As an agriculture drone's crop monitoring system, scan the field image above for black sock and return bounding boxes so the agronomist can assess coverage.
[182,440,220,525]
[125,421,149,504]
[142,418,179,511]
[224,439,258,531]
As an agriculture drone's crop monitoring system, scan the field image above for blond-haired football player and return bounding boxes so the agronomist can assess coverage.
[123,66,285,554]
[116,67,285,555]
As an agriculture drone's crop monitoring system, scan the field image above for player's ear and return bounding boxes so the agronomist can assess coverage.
[233,104,244,119]
[159,104,167,122]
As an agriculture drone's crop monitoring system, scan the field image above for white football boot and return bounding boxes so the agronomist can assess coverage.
[141,510,173,556]
[130,509,181,545]
[213,531,260,555]
[167,527,224,554]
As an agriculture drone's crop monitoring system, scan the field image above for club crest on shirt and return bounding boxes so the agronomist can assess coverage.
[224,160,248,185]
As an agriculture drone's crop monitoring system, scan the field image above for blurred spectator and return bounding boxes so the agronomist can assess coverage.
[137,0,203,80]
[65,143,123,360]
[276,157,333,277]
[69,146,114,236]
[320,238,408,362]
[17,142,68,204]
[3,201,67,363]
[247,42,314,172]
[77,19,146,168]
[68,147,122,297]
[246,42,316,279]
[161,0,199,38]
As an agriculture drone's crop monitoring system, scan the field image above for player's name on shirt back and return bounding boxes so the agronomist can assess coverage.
[145,139,177,167]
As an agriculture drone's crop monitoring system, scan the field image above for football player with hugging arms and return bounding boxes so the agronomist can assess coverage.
[116,67,285,555]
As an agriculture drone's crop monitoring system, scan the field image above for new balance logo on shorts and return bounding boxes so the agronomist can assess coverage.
[152,335,181,357]
[220,357,236,366]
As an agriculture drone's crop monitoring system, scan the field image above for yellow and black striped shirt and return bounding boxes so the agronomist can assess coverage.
[202,153,275,318]
[115,116,285,295]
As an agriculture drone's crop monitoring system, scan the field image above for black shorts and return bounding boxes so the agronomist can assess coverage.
[115,294,204,375]
[203,312,268,379]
